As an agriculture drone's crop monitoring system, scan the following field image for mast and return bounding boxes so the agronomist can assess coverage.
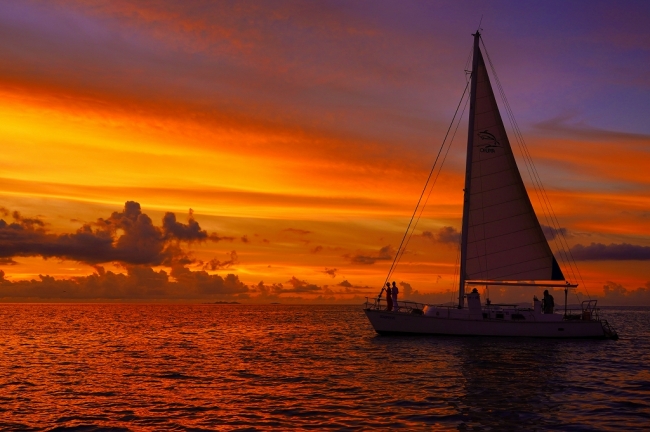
[458,31,481,309]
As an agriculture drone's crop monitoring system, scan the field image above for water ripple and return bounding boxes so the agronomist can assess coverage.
[0,304,648,430]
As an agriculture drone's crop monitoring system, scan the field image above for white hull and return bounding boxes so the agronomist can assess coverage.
[362,33,620,341]
[364,306,609,339]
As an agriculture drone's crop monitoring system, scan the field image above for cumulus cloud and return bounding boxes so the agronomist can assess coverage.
[600,281,650,305]
[338,280,353,288]
[323,268,337,278]
[422,226,460,245]
[162,209,208,242]
[311,245,323,253]
[570,242,650,260]
[170,265,248,296]
[347,245,394,265]
[399,281,415,297]
[0,201,229,267]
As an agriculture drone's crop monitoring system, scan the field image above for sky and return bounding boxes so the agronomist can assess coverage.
[1,0,649,304]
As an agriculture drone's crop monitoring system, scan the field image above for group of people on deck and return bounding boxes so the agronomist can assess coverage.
[378,283,554,314]
[379,281,399,311]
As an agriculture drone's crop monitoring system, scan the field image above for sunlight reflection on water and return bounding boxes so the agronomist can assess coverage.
[1,304,648,430]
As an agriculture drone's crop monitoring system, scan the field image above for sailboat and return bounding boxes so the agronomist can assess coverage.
[364,32,618,339]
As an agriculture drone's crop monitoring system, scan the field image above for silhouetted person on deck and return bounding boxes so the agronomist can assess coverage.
[391,281,399,312]
[385,282,393,311]
[543,289,555,314]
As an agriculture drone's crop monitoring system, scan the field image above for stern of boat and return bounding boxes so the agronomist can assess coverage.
[562,299,619,339]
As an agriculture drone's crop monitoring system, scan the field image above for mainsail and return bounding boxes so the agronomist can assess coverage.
[459,33,564,297]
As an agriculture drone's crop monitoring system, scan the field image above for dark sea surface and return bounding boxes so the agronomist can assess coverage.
[1,304,649,431]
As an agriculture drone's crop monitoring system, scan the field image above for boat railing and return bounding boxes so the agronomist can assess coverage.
[483,303,522,309]
[364,297,427,314]
[560,300,601,321]
[581,299,599,320]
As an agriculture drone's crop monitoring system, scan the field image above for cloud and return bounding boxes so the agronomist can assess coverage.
[253,277,322,297]
[347,245,394,265]
[541,224,569,241]
[600,281,650,305]
[0,266,248,300]
[240,235,249,243]
[170,265,248,296]
[569,242,650,260]
[0,258,18,265]
[535,115,650,143]
[162,209,208,242]
[422,226,460,245]
[0,201,228,266]
[400,281,415,297]
[338,280,353,288]
[323,268,337,278]
[209,233,236,242]
[311,245,323,253]
[285,276,321,293]
[203,251,238,271]
[283,228,311,235]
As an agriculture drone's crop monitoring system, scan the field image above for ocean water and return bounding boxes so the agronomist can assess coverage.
[1,304,648,431]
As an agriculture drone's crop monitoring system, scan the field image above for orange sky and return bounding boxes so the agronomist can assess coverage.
[1,1,649,304]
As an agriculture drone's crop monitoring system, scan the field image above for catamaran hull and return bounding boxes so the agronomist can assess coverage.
[364,309,607,338]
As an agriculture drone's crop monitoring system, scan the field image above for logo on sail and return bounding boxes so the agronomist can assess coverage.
[477,130,501,153]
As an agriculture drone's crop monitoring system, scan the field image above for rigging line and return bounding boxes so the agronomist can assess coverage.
[480,39,554,244]
[481,39,591,299]
[388,83,470,281]
[382,78,471,290]
[385,88,469,285]
[486,54,583,287]
[450,239,462,304]
[464,44,474,77]
[481,41,569,276]
[388,87,470,282]
[479,39,559,248]
[485,51,581,285]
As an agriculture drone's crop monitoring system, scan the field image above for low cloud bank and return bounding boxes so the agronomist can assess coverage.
[0,267,248,300]
[570,243,650,260]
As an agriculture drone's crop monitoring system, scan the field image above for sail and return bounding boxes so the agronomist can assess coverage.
[462,48,564,281]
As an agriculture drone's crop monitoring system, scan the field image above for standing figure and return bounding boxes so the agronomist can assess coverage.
[385,282,393,311]
[391,281,399,312]
[543,289,555,314]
